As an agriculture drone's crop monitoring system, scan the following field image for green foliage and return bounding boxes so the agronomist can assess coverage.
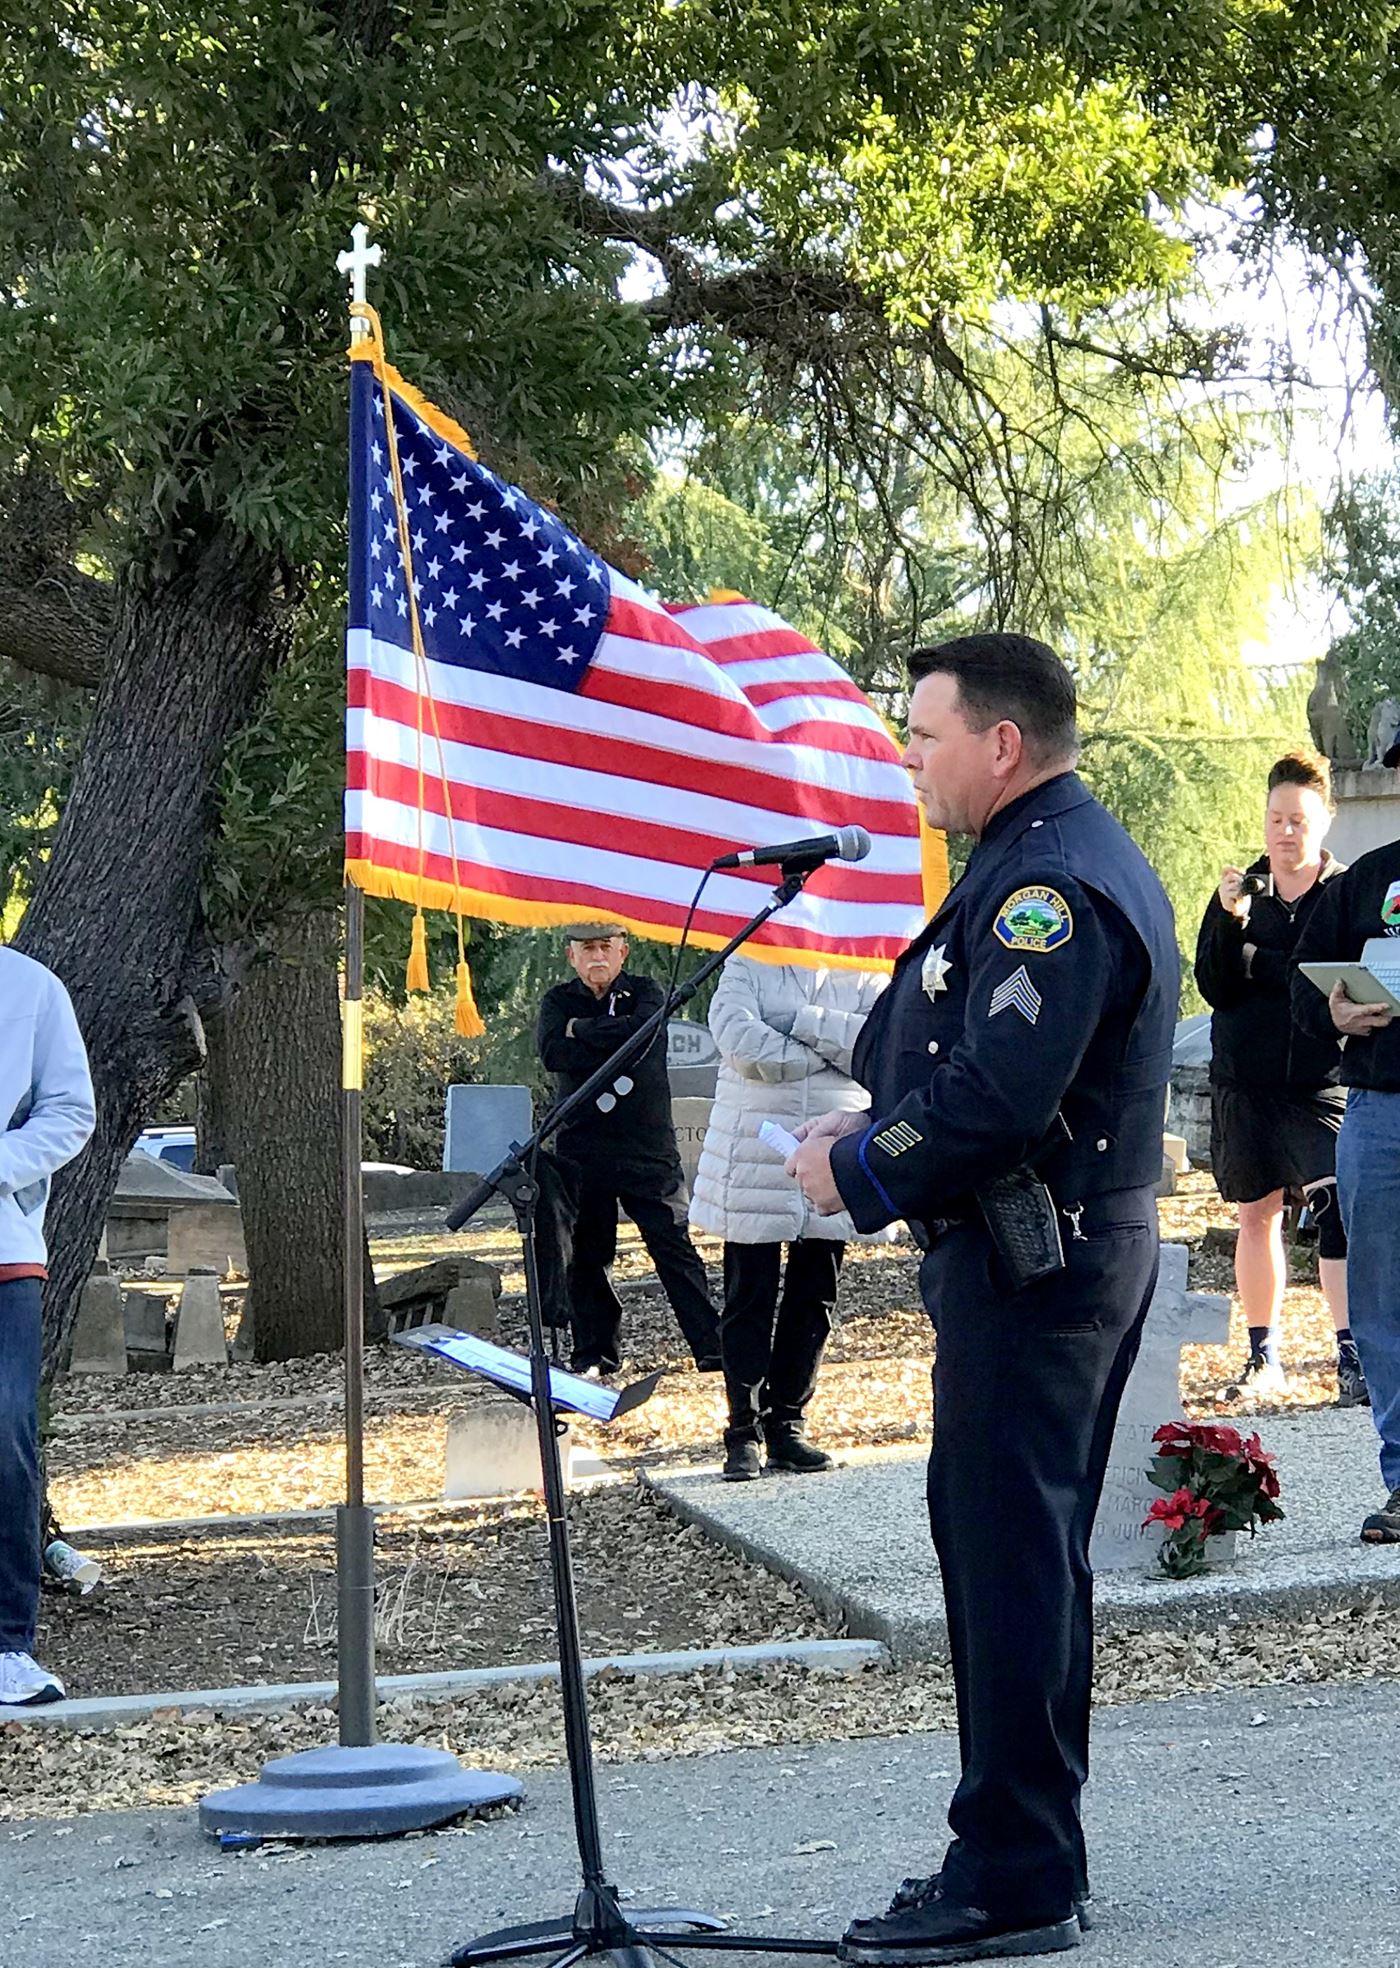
[0,671,83,915]
[362,981,478,1168]
[1322,475,1400,753]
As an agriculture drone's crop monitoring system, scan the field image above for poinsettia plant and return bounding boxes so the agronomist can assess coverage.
[1143,1422,1284,1579]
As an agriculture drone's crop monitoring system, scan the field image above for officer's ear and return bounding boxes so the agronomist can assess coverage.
[990,719,1026,776]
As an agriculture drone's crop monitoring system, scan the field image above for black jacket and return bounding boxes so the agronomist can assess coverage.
[537,970,680,1184]
[1291,840,1400,1092]
[831,773,1178,1235]
[1194,854,1345,1092]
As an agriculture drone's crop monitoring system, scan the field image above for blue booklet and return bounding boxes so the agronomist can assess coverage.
[391,1323,662,1422]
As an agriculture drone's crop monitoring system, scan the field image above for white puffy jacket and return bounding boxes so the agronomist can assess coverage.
[0,947,95,1268]
[689,956,889,1245]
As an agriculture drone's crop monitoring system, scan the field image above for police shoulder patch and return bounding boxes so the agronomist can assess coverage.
[993,884,1074,953]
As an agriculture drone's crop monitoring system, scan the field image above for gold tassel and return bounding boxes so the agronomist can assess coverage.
[455,958,485,1038]
[405,910,430,993]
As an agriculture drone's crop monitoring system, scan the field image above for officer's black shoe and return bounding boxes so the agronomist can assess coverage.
[764,1426,835,1474]
[888,1876,1094,1935]
[722,1440,762,1482]
[838,1886,1080,1964]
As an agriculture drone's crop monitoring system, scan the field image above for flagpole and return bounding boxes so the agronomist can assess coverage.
[335,221,383,1750]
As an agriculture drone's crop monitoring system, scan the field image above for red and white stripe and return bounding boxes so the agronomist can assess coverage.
[346,577,926,964]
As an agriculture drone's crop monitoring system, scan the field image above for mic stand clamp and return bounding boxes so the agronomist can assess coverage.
[443,868,839,1968]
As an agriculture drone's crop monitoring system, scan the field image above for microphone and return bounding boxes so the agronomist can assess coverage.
[712,825,872,871]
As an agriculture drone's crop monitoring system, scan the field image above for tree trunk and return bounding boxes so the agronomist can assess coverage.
[195,1011,237,1176]
[15,528,285,1376]
[220,909,377,1363]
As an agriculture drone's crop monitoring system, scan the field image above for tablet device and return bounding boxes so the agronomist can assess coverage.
[1298,962,1400,1012]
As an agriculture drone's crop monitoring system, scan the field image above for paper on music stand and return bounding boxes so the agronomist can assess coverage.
[391,1324,661,1421]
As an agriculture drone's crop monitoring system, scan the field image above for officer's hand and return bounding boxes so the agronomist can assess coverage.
[792,1111,866,1145]
[788,1135,846,1215]
[1218,867,1250,919]
[1329,981,1395,1037]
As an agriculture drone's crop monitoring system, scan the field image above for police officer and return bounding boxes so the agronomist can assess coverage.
[792,635,1177,1964]
[1291,839,1400,1544]
[537,922,720,1377]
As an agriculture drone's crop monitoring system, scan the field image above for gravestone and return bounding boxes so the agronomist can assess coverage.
[67,1263,128,1375]
[167,1200,247,1278]
[666,1019,720,1099]
[669,1096,714,1193]
[172,1268,228,1369]
[1168,1013,1212,1167]
[442,1084,533,1176]
[1091,1243,1231,1571]
[377,1256,503,1341]
[123,1288,170,1369]
[444,1392,575,1498]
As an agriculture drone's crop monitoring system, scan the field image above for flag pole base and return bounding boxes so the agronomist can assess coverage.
[199,1743,522,1843]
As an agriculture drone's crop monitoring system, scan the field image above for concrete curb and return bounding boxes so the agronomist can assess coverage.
[641,1462,1400,1662]
[0,1637,887,1732]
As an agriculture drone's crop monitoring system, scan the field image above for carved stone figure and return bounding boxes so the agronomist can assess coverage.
[1307,652,1353,765]
[1364,693,1400,770]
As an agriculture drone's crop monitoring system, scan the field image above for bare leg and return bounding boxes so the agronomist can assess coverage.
[1321,1255,1349,1333]
[1235,1191,1286,1329]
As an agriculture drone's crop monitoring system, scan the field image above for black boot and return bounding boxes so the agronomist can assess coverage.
[722,1438,762,1482]
[839,1879,1080,1964]
[764,1422,834,1474]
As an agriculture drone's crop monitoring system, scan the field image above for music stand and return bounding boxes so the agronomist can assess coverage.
[436,866,840,1968]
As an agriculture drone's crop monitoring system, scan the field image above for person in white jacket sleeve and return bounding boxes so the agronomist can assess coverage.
[690,954,889,1480]
[0,945,95,1706]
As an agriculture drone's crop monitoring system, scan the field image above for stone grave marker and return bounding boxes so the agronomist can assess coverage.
[443,1084,533,1176]
[444,1390,576,1498]
[68,1262,128,1375]
[123,1288,170,1370]
[1091,1243,1231,1571]
[172,1268,228,1369]
[665,1018,720,1099]
[669,1095,713,1194]
[376,1256,503,1342]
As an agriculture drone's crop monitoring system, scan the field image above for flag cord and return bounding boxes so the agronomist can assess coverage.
[351,302,484,1036]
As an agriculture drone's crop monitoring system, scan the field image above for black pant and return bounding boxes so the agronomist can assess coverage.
[721,1239,844,1442]
[920,1188,1158,1922]
[567,1170,719,1371]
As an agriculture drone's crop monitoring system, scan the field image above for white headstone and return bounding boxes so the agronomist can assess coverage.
[444,1394,574,1498]
[670,1096,713,1192]
[1091,1244,1231,1572]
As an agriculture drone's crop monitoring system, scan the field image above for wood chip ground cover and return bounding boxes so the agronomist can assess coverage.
[4,1601,1397,1823]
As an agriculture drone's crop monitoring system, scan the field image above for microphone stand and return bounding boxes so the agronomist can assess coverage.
[443,861,839,1968]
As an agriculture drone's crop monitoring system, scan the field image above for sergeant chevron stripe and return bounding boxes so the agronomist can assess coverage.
[988,965,1042,1026]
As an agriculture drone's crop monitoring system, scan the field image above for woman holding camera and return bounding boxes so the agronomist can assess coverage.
[1195,751,1363,1403]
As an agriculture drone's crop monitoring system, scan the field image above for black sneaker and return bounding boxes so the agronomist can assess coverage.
[1337,1355,1370,1408]
[1361,1486,1400,1542]
[764,1429,835,1474]
[722,1441,762,1482]
[889,1875,1093,1935]
[839,1881,1079,1963]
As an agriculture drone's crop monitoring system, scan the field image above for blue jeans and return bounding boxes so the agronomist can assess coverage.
[1336,1091,1400,1493]
[0,1278,43,1652]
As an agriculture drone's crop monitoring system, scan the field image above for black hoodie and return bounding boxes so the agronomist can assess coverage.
[1195,853,1345,1091]
[1291,839,1400,1093]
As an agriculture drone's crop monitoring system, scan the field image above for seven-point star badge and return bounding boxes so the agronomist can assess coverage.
[922,943,952,1000]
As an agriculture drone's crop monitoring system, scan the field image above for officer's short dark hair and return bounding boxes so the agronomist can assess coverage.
[908,634,1079,765]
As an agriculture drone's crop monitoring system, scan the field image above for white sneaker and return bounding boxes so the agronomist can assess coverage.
[0,1651,66,1706]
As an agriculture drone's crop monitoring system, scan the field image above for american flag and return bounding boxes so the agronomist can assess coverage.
[345,350,932,966]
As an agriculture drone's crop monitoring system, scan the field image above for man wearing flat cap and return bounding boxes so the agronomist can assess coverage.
[538,924,720,1376]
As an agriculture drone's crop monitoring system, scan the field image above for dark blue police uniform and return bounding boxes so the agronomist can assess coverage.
[831,771,1177,1924]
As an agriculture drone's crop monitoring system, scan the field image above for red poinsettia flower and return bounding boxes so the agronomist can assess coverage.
[1194,1424,1246,1457]
[1145,1488,1198,1531]
[1151,1422,1194,1457]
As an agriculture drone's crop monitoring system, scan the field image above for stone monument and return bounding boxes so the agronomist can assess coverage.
[442,1084,533,1176]
[1091,1244,1231,1570]
[67,1261,127,1375]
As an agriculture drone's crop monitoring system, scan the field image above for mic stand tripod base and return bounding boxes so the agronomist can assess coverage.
[455,1885,834,1968]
